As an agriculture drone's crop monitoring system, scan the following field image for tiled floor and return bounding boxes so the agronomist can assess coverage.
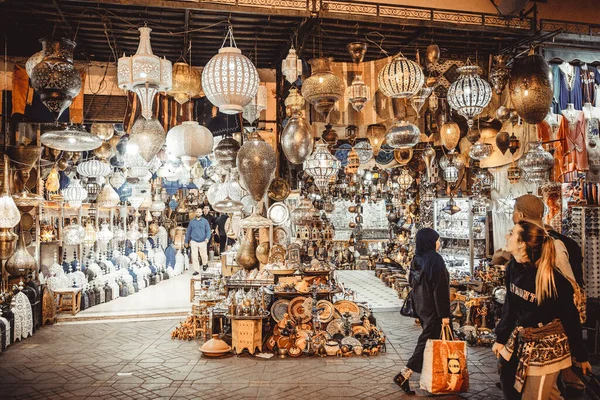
[336,270,403,312]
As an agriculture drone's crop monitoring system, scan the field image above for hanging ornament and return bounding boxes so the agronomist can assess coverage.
[442,197,461,215]
[167,62,202,105]
[347,42,368,64]
[378,53,424,98]
[440,122,461,153]
[425,43,441,65]
[466,128,481,144]
[489,55,511,95]
[509,50,553,125]
[442,160,460,184]
[128,116,166,162]
[201,27,259,114]
[385,120,420,149]
[237,131,277,202]
[447,66,492,127]
[243,85,268,124]
[281,111,314,165]
[30,38,82,120]
[469,140,493,160]
[77,160,111,178]
[117,27,172,120]
[509,133,521,155]
[282,45,303,84]
[366,124,387,156]
[507,162,522,183]
[303,142,341,193]
[495,131,511,155]
[518,141,553,184]
[45,167,60,193]
[166,121,214,163]
[285,88,305,116]
[301,57,345,122]
[5,231,36,277]
[347,74,371,112]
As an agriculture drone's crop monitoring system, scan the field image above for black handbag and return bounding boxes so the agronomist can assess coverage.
[400,289,418,318]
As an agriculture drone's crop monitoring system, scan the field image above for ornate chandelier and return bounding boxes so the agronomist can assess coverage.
[347,74,371,112]
[378,53,424,98]
[447,66,491,127]
[518,142,553,184]
[243,85,268,124]
[202,27,259,115]
[282,46,303,84]
[62,178,88,208]
[301,57,345,122]
[167,62,202,105]
[303,142,341,193]
[118,26,173,120]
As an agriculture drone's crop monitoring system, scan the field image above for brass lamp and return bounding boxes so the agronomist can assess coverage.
[0,155,20,261]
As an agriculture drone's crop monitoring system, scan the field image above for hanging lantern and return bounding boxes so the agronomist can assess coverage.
[385,120,420,150]
[26,48,44,78]
[507,162,521,184]
[518,141,553,184]
[440,121,461,153]
[77,160,111,178]
[281,112,314,164]
[447,66,492,127]
[442,161,460,184]
[495,131,511,155]
[301,57,345,122]
[474,168,494,187]
[62,178,88,208]
[397,169,413,189]
[321,124,338,146]
[41,125,102,152]
[426,44,441,65]
[83,222,97,246]
[93,142,114,161]
[422,145,436,182]
[63,219,86,245]
[347,42,368,64]
[0,155,21,230]
[118,27,172,120]
[442,197,461,215]
[30,38,82,120]
[167,62,202,105]
[347,74,371,112]
[466,128,481,144]
[45,167,60,193]
[5,231,36,277]
[469,140,493,161]
[91,123,115,141]
[214,136,240,169]
[509,51,553,125]
[126,152,150,179]
[378,53,424,98]
[96,184,120,208]
[96,223,114,244]
[166,121,214,162]
[489,55,511,95]
[509,133,521,155]
[304,142,341,193]
[237,131,277,202]
[345,148,360,175]
[129,116,166,162]
[366,124,387,156]
[496,106,511,122]
[243,85,268,124]
[410,87,434,117]
[282,46,303,84]
[285,88,305,115]
[202,27,259,114]
[85,180,101,201]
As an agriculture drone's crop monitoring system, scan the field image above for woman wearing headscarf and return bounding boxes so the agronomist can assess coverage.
[394,228,451,394]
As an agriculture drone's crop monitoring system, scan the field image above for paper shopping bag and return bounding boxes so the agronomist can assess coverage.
[420,325,469,394]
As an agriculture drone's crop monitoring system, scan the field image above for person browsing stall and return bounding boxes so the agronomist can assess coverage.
[185,208,212,275]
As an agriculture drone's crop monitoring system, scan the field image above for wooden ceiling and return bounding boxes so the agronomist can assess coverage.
[0,0,547,68]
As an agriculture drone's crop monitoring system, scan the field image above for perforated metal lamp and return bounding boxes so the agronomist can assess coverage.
[447,66,492,128]
[303,141,341,193]
[378,53,424,98]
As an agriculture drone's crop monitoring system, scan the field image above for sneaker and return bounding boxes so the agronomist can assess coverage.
[192,272,199,276]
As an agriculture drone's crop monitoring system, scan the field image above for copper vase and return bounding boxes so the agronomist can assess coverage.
[236,228,259,270]
[6,230,36,277]
[236,132,276,202]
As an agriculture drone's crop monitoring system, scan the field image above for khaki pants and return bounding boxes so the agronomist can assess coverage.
[190,240,208,273]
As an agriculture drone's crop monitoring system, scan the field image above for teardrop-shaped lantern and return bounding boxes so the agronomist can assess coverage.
[509,52,553,125]
[440,122,461,153]
[367,124,387,156]
[237,132,277,202]
[495,131,511,155]
[6,230,36,277]
[281,112,314,165]
[129,116,166,162]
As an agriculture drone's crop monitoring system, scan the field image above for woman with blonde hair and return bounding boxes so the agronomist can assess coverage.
[493,220,591,399]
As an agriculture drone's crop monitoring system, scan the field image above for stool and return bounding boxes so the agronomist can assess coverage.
[191,313,211,340]
[54,288,82,316]
[190,277,202,302]
[231,318,262,355]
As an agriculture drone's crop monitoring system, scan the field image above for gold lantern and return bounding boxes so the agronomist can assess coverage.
[168,62,202,105]
[367,124,387,156]
[440,122,461,153]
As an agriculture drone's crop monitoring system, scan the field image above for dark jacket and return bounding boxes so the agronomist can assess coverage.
[409,228,451,321]
[548,230,584,287]
[495,259,588,362]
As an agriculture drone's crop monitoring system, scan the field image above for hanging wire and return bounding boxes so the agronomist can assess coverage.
[365,32,389,58]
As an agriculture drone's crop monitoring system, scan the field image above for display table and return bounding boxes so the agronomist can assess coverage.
[54,288,82,316]
[228,314,269,355]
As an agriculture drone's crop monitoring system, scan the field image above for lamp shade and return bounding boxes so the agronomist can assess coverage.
[166,121,214,159]
[77,160,111,178]
[129,116,166,162]
[202,28,259,114]
[366,124,387,156]
[385,120,420,149]
[303,142,341,193]
[281,112,314,165]
[301,57,345,122]
[96,223,114,243]
[242,85,268,124]
[62,178,88,208]
[377,54,424,98]
[167,62,202,105]
[284,88,305,115]
[469,140,493,160]
[509,53,553,125]
[282,46,303,84]
[440,122,461,152]
[237,132,277,202]
[96,184,120,208]
[447,66,491,127]
[347,74,371,112]
[518,141,553,184]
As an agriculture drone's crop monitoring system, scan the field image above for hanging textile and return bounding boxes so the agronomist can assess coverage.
[538,120,566,183]
[11,291,33,341]
[559,63,583,110]
[552,64,568,114]
[11,65,31,116]
[581,65,596,105]
[563,112,589,180]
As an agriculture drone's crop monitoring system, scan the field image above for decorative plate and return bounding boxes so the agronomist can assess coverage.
[289,296,311,323]
[334,143,353,167]
[394,148,413,165]
[354,141,373,165]
[271,299,290,322]
[357,304,371,320]
[273,226,289,246]
[268,202,289,226]
[326,318,344,337]
[316,300,335,323]
[375,144,395,166]
[268,178,291,202]
[334,300,360,315]
[341,336,362,348]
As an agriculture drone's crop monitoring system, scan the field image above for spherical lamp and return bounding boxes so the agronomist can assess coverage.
[166,121,214,161]
[377,53,424,98]
[447,66,492,127]
[440,121,461,153]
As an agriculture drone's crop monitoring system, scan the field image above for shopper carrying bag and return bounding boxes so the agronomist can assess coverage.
[420,323,469,394]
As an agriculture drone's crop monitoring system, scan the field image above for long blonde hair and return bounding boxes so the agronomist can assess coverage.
[516,221,557,304]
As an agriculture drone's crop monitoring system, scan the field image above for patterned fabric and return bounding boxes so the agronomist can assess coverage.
[501,319,571,393]
[11,292,33,341]
[581,65,596,104]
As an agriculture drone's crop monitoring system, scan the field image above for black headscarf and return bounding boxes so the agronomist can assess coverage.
[415,228,440,255]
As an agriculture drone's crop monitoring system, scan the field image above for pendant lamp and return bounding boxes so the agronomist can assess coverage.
[128,116,166,162]
[117,26,172,120]
[303,141,341,193]
[41,125,102,152]
[301,57,345,122]
[167,62,202,105]
[378,53,424,99]
[447,66,491,128]
[282,46,303,84]
[62,178,88,208]
[166,121,214,161]
[347,74,371,112]
[440,121,461,153]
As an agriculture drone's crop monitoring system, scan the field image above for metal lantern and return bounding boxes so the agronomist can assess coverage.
[474,168,494,187]
[495,131,511,155]
[397,169,413,189]
[469,140,493,161]
[347,42,368,64]
[214,136,240,169]
[442,198,461,215]
[303,142,341,193]
[201,27,259,114]
[507,162,521,183]
[129,116,166,162]
[96,184,120,208]
[285,88,305,115]
[442,161,460,184]
[489,55,511,95]
[347,74,371,112]
[167,62,202,105]
[62,178,88,208]
[117,27,172,120]
[281,112,314,165]
[440,121,461,153]
[96,223,114,244]
[385,120,420,149]
[301,57,345,122]
[345,148,360,175]
[509,133,521,155]
[378,54,424,98]
[518,141,553,184]
[243,85,268,124]
[237,131,277,202]
[447,66,491,127]
[509,52,553,125]
[166,121,214,161]
[41,125,102,152]
[282,46,303,84]
[77,160,111,178]
[366,124,387,156]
